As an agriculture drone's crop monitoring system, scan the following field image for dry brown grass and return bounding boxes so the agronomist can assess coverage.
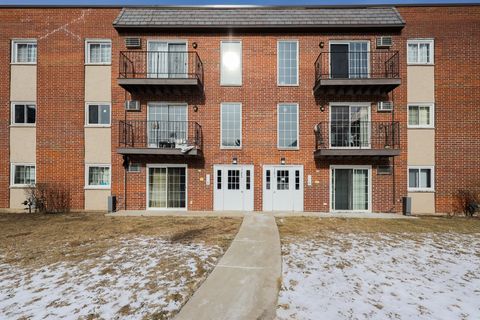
[277,216,480,241]
[0,212,241,268]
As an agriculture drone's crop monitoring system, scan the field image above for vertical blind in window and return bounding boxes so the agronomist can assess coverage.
[88,42,111,64]
[88,166,110,186]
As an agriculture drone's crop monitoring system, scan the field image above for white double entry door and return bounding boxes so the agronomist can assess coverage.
[263,165,304,212]
[213,165,254,211]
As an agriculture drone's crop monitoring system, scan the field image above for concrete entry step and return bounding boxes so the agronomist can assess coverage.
[175,214,282,320]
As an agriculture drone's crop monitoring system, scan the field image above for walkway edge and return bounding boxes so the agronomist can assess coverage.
[175,214,282,320]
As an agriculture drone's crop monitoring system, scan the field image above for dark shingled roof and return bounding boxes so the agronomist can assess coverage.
[113,7,405,29]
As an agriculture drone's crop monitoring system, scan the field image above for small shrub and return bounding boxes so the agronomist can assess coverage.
[456,190,479,217]
[24,183,71,214]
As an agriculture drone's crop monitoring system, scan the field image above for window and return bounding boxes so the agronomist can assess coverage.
[407,39,434,65]
[86,103,111,126]
[408,166,434,191]
[408,104,434,128]
[86,165,111,188]
[147,41,187,78]
[266,170,271,190]
[11,164,36,186]
[227,170,240,190]
[277,170,289,190]
[278,40,298,85]
[86,40,111,64]
[12,40,37,64]
[11,103,36,125]
[147,103,187,147]
[295,170,300,190]
[246,170,251,190]
[220,41,242,86]
[127,163,141,173]
[221,103,242,148]
[277,103,299,149]
[217,170,222,190]
[330,104,371,148]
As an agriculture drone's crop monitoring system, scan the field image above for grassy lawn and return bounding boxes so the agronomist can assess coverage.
[276,217,480,320]
[0,212,241,319]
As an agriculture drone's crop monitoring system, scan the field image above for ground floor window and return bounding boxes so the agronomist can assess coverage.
[11,164,36,186]
[331,167,370,211]
[148,166,186,209]
[86,165,111,189]
[408,166,434,191]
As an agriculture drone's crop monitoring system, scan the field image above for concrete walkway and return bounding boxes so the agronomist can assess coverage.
[175,214,282,320]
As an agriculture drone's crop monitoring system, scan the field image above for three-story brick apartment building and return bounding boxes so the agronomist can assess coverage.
[1,4,479,214]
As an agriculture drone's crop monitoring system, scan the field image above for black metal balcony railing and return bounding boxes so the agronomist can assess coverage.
[314,121,400,151]
[314,51,400,81]
[119,120,203,150]
[119,51,204,84]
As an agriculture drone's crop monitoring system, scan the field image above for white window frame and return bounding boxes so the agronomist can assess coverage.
[277,103,300,150]
[328,40,371,78]
[85,164,111,189]
[11,39,37,64]
[220,102,242,149]
[85,39,112,65]
[407,103,435,129]
[407,39,434,65]
[10,102,36,126]
[329,165,372,213]
[10,163,36,187]
[85,102,112,127]
[220,40,242,86]
[277,40,299,86]
[329,102,372,149]
[146,164,188,211]
[408,166,435,192]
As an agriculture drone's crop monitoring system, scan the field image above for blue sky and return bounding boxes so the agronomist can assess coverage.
[0,0,477,5]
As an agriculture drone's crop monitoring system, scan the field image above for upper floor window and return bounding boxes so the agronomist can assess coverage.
[11,103,36,125]
[11,164,36,187]
[408,104,434,128]
[86,103,111,126]
[85,40,111,64]
[220,40,242,86]
[278,40,298,86]
[12,40,37,64]
[277,103,299,149]
[407,39,434,65]
[221,103,242,148]
[408,166,434,192]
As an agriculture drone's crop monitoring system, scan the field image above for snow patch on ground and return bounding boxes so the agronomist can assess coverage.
[277,233,480,320]
[0,237,222,319]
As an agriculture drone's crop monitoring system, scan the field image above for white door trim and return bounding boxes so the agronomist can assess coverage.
[329,165,372,213]
[262,164,304,212]
[146,163,188,211]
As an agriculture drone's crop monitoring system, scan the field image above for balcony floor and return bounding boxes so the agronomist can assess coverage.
[313,78,401,95]
[118,78,202,95]
[117,147,201,157]
[314,148,400,159]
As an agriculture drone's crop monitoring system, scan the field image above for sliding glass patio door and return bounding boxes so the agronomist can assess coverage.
[148,166,186,209]
[330,41,369,79]
[147,104,187,148]
[330,105,370,148]
[147,41,187,78]
[332,168,370,211]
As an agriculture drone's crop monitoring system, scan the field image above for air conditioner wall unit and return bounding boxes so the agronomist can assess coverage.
[376,36,393,48]
[378,101,393,112]
[125,100,140,111]
[125,37,141,49]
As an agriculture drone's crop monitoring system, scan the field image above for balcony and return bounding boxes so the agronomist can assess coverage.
[313,51,400,95]
[314,121,400,159]
[117,120,203,157]
[118,51,204,95]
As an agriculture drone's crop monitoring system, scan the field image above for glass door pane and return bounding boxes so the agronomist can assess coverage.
[350,106,370,148]
[331,106,349,147]
[352,169,369,210]
[168,43,187,78]
[333,169,351,210]
[167,168,186,208]
[149,168,167,208]
[330,44,349,79]
[168,105,187,144]
[147,42,168,78]
[349,42,368,78]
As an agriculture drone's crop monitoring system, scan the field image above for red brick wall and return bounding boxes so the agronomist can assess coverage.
[0,8,120,209]
[112,30,408,212]
[398,6,480,213]
[1,6,478,213]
